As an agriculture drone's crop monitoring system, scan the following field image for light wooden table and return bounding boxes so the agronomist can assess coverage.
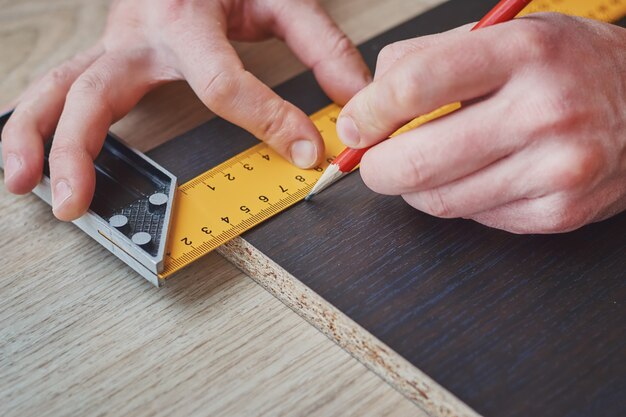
[0,1,441,416]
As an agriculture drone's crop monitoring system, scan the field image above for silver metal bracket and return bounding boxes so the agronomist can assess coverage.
[0,111,177,286]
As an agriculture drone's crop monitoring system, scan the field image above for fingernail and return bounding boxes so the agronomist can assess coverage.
[337,116,360,147]
[290,140,317,169]
[4,153,23,182]
[53,180,72,210]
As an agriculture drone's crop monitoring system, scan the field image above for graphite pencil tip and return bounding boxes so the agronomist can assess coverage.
[305,164,345,202]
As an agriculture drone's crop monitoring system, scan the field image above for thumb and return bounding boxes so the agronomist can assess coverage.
[336,27,515,148]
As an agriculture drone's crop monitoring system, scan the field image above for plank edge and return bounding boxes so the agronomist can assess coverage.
[217,237,482,417]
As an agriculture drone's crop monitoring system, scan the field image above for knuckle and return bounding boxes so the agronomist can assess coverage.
[40,66,74,93]
[377,43,403,68]
[48,67,72,85]
[380,158,420,192]
[199,69,238,107]
[48,143,89,166]
[71,71,110,96]
[515,15,566,62]
[541,198,587,233]
[391,63,428,109]
[360,147,436,198]
[258,99,292,140]
[519,85,586,137]
[326,31,355,60]
[421,188,454,218]
[355,96,391,136]
[395,147,430,190]
[548,145,604,191]
[537,96,577,130]
[375,39,423,75]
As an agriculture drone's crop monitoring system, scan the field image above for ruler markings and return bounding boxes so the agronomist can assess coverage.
[159,0,626,278]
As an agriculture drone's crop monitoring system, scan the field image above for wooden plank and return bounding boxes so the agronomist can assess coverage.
[0,188,421,417]
[147,1,626,417]
[0,1,431,416]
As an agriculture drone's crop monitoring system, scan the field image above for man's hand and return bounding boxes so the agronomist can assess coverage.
[1,0,370,221]
[337,13,626,234]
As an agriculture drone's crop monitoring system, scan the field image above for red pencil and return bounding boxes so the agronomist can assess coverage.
[305,0,534,201]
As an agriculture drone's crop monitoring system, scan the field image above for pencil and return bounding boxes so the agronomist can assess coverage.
[305,0,534,201]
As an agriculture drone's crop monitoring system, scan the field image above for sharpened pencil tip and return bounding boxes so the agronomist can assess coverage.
[305,164,345,201]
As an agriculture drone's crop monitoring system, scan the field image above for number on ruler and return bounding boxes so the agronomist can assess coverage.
[161,103,375,277]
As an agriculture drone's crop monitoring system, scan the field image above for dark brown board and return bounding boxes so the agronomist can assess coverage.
[148,2,626,416]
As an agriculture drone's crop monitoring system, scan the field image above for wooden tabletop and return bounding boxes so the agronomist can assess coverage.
[0,1,443,416]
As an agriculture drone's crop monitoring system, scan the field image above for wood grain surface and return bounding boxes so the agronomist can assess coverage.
[0,196,419,417]
[147,2,626,417]
[0,1,441,416]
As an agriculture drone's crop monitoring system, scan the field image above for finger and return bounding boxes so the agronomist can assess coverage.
[469,196,584,234]
[471,177,626,234]
[359,99,518,195]
[399,149,541,219]
[49,52,159,221]
[374,23,474,80]
[337,24,524,148]
[393,133,605,219]
[274,0,371,104]
[2,48,102,194]
[172,20,324,169]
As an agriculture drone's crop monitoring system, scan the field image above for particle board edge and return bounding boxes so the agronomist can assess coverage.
[216,237,482,417]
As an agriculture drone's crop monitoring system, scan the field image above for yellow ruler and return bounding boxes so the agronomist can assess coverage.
[160,103,457,277]
[160,0,626,278]
[519,0,626,20]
